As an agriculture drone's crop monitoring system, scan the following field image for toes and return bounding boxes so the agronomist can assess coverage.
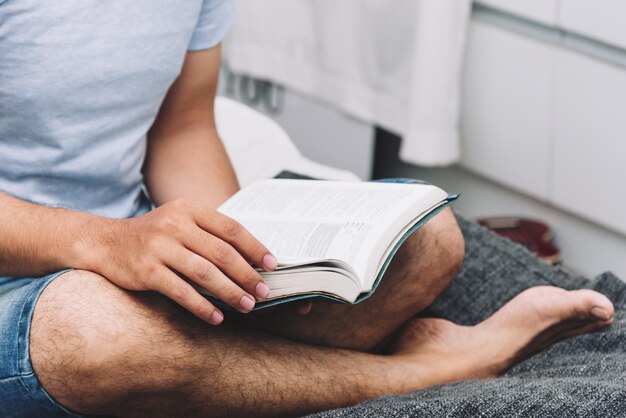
[566,290,614,321]
[496,286,614,329]
[590,307,613,321]
[550,316,614,345]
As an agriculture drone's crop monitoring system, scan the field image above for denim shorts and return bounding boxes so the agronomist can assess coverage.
[0,271,87,418]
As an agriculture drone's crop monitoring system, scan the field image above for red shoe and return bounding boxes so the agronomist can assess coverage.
[477,217,562,265]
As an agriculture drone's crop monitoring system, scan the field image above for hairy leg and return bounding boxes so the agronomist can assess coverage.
[248,208,465,351]
[28,270,454,417]
[30,270,613,418]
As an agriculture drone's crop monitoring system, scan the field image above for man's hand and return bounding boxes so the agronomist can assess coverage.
[86,198,277,325]
[131,45,281,324]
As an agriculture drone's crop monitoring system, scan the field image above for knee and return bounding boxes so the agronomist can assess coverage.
[425,208,465,279]
[30,271,137,413]
[29,271,193,414]
[380,207,464,311]
[396,207,464,306]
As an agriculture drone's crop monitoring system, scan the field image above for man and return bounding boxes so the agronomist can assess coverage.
[0,1,614,417]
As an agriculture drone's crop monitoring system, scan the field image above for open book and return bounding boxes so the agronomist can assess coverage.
[212,179,458,310]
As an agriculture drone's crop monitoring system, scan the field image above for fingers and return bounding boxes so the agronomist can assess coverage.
[192,208,278,271]
[168,248,259,314]
[296,301,313,316]
[185,230,270,301]
[136,200,281,322]
[151,266,224,325]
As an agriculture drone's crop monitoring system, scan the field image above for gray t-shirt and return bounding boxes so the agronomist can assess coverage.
[0,0,235,218]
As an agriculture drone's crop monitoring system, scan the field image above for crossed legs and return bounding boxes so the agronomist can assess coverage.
[29,210,614,417]
[31,274,414,417]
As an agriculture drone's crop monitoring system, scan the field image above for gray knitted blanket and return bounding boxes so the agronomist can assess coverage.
[312,215,626,417]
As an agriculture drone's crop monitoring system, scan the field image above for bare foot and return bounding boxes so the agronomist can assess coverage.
[388,286,614,387]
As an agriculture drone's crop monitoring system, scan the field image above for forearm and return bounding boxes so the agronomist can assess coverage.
[143,45,237,210]
[144,125,239,209]
[0,191,110,278]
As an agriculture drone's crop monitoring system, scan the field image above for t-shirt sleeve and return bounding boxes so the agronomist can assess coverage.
[188,0,235,51]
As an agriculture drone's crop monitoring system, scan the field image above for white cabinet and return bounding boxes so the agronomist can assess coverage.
[463,5,626,237]
[477,0,558,26]
[553,50,626,235]
[481,0,626,51]
[559,0,626,51]
[461,21,554,199]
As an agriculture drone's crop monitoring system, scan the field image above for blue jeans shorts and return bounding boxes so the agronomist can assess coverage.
[0,272,87,418]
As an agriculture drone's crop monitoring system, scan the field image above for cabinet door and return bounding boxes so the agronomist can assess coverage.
[477,0,558,26]
[461,21,554,199]
[553,50,626,235]
[559,0,626,50]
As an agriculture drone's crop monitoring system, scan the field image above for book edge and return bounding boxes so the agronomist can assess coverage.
[250,194,459,310]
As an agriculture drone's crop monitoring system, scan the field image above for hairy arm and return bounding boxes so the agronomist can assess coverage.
[144,45,238,209]
[0,192,103,278]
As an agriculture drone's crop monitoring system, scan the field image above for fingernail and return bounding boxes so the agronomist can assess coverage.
[591,307,612,321]
[263,254,278,271]
[209,310,224,325]
[239,295,256,312]
[256,282,270,299]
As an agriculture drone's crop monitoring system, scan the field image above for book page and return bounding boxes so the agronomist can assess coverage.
[231,219,374,266]
[219,180,447,285]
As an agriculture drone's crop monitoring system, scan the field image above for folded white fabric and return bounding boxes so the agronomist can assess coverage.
[215,97,360,186]
[223,0,471,166]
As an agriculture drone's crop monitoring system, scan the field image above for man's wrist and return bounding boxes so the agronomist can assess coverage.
[64,213,120,275]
